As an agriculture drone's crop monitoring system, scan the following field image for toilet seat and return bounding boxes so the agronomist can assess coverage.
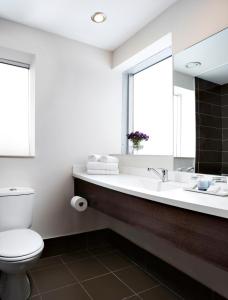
[0,229,44,262]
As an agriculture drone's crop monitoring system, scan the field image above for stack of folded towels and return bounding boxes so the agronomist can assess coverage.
[87,154,119,175]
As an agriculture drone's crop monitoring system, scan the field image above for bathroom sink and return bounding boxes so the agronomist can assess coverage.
[113,175,182,193]
[137,178,181,192]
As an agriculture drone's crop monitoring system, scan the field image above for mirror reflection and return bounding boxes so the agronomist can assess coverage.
[174,28,228,175]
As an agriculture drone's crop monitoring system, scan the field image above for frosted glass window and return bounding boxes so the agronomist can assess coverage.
[132,57,173,155]
[0,62,33,156]
[174,86,195,158]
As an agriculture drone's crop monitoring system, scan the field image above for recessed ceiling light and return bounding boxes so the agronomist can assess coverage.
[91,12,107,23]
[185,62,202,69]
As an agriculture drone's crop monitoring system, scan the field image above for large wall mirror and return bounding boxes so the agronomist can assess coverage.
[126,28,228,175]
[174,27,228,175]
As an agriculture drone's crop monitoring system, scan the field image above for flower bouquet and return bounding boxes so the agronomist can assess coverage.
[127,131,149,152]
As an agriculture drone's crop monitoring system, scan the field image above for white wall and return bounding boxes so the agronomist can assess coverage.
[173,71,194,91]
[0,18,122,239]
[113,0,228,68]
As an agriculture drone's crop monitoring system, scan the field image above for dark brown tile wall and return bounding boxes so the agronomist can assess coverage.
[221,83,228,174]
[195,78,222,174]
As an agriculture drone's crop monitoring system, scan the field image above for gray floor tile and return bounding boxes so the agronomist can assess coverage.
[41,283,91,300]
[88,245,116,256]
[31,256,62,271]
[31,296,41,300]
[139,286,181,300]
[123,296,141,300]
[83,273,133,300]
[61,250,91,263]
[115,266,159,293]
[97,252,132,271]
[31,264,75,293]
[66,257,109,281]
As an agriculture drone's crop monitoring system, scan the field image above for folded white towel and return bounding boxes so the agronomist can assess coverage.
[87,169,119,175]
[99,155,119,163]
[88,154,101,162]
[87,162,118,171]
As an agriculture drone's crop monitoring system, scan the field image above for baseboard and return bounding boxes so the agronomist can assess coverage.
[42,228,111,257]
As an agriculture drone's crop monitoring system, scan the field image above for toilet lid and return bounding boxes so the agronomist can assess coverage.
[0,229,43,259]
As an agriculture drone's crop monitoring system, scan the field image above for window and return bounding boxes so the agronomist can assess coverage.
[127,50,173,155]
[0,59,34,156]
[174,86,195,158]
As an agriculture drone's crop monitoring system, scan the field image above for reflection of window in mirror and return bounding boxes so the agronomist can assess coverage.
[174,86,196,158]
[127,52,173,155]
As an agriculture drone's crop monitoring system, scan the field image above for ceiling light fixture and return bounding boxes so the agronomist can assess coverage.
[91,12,107,23]
[185,61,202,69]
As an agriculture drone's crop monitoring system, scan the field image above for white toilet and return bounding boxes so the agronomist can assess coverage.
[0,187,44,300]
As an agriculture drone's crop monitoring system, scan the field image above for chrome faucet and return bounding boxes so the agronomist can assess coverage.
[147,167,168,182]
[186,166,195,173]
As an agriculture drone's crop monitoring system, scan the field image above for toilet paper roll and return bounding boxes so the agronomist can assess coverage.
[71,196,88,212]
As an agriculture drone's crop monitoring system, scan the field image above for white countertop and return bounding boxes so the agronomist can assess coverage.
[73,171,228,219]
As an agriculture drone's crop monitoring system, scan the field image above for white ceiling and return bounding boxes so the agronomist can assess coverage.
[174,28,228,85]
[0,0,177,51]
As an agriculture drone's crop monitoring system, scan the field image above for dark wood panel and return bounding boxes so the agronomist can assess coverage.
[74,178,228,272]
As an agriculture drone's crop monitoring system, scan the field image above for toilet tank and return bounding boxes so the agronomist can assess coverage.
[0,187,35,232]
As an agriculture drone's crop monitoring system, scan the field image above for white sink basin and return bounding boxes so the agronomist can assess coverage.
[137,178,182,192]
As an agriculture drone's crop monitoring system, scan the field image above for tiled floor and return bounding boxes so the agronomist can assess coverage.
[29,245,182,300]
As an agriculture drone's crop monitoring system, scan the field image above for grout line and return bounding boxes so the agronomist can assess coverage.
[81,271,112,282]
[59,256,94,300]
[198,112,222,118]
[198,137,221,141]
[199,124,222,130]
[107,270,140,299]
[122,296,138,300]
[197,88,221,96]
[122,296,140,300]
[89,250,139,299]
[120,256,162,284]
[81,265,133,283]
[109,264,133,273]
[38,282,78,297]
[197,100,221,107]
[198,150,221,152]
[137,284,161,295]
[37,246,184,300]
[116,255,184,300]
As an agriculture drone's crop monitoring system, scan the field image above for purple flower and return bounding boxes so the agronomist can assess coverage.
[127,131,149,142]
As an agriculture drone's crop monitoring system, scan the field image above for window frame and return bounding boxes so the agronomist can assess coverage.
[0,58,35,157]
